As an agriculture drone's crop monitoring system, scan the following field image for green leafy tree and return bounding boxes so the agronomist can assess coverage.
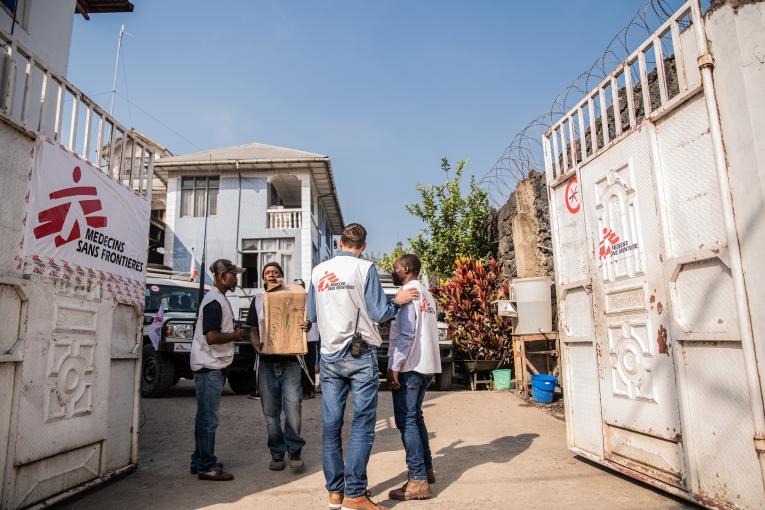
[406,158,495,280]
[377,241,406,273]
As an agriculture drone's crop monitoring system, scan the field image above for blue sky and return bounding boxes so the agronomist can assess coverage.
[69,0,648,254]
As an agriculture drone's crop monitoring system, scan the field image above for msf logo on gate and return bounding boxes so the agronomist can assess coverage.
[33,166,107,247]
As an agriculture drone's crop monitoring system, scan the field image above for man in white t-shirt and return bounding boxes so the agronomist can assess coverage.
[387,254,441,501]
[306,223,418,510]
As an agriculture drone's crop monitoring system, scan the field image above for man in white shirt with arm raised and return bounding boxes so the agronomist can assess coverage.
[306,223,419,510]
[387,254,441,501]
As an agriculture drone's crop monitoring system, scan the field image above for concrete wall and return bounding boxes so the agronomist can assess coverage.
[496,170,553,280]
[0,0,77,76]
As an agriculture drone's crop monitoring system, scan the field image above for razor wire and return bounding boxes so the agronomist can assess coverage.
[480,0,691,207]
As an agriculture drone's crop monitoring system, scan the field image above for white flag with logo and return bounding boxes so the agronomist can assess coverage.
[148,303,165,351]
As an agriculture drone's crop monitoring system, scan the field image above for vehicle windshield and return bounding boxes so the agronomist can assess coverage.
[145,284,203,314]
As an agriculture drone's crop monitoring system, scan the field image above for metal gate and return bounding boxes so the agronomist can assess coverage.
[0,29,155,508]
[544,1,765,508]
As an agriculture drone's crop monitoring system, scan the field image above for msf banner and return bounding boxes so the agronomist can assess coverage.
[20,139,150,305]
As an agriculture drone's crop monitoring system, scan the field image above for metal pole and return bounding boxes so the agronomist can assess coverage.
[197,156,212,310]
[109,24,125,116]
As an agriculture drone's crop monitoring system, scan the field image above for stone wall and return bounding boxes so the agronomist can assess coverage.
[496,170,553,280]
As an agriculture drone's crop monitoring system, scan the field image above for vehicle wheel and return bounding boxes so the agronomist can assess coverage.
[228,370,256,395]
[141,344,175,397]
[432,362,453,391]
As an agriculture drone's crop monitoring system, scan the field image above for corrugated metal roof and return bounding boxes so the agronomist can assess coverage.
[155,142,327,165]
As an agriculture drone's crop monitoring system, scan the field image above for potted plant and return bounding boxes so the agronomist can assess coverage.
[433,257,513,389]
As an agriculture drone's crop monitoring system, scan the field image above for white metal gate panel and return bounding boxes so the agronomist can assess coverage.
[548,173,603,457]
[579,127,685,488]
[652,94,765,508]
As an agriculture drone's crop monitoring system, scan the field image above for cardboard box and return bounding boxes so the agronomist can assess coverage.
[262,283,308,355]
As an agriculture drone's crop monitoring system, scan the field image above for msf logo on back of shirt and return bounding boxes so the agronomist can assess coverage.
[317,271,355,292]
[420,299,435,315]
[33,166,107,247]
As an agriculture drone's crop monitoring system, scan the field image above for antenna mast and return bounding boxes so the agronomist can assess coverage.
[109,24,125,116]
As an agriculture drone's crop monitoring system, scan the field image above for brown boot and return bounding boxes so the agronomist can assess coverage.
[427,468,436,484]
[341,493,387,509]
[388,479,432,501]
[328,492,343,510]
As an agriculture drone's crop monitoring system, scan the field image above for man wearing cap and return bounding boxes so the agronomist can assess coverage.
[189,259,245,481]
[307,223,419,510]
[246,262,311,473]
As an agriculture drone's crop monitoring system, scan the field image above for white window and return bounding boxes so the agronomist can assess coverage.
[180,176,218,217]
[241,238,295,288]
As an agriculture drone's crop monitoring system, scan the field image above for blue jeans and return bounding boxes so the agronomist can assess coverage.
[392,371,434,480]
[320,343,379,497]
[191,369,226,472]
[259,359,305,459]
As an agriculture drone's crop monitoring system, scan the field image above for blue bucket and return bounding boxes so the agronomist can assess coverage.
[531,374,557,403]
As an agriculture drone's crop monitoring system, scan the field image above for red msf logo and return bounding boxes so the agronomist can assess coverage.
[598,227,620,259]
[317,271,339,292]
[420,299,435,314]
[33,166,107,247]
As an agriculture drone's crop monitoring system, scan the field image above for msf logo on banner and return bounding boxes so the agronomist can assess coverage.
[33,166,107,247]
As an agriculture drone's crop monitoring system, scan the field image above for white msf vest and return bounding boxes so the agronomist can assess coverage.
[389,279,441,374]
[311,255,383,355]
[190,286,235,371]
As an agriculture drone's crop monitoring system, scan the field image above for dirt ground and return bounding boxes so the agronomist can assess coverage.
[62,381,693,510]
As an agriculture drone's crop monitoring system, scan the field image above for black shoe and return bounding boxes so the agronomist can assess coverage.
[198,468,234,481]
[191,462,223,475]
[269,457,285,471]
[248,392,261,400]
[288,451,303,473]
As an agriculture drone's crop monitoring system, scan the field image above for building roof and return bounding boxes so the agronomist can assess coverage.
[155,142,344,234]
[156,142,326,165]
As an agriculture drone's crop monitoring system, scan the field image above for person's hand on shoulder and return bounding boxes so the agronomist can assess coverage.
[394,287,419,305]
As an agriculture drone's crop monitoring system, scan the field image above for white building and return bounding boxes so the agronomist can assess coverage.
[154,142,344,315]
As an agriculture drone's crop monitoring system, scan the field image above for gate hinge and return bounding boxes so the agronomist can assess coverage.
[697,52,715,70]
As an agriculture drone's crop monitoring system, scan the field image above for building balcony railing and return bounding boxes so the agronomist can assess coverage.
[267,208,302,229]
[0,30,153,196]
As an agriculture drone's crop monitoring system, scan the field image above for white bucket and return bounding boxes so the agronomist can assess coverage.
[512,276,553,334]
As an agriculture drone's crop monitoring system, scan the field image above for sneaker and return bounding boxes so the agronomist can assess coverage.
[328,492,343,510]
[190,462,222,475]
[288,451,304,473]
[248,391,261,400]
[388,479,432,501]
[341,493,387,509]
[269,457,285,471]
[197,468,234,481]
[427,468,436,484]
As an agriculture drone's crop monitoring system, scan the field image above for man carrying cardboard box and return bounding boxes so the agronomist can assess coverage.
[246,262,311,473]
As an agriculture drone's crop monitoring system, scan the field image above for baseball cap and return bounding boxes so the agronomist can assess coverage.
[209,259,245,275]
